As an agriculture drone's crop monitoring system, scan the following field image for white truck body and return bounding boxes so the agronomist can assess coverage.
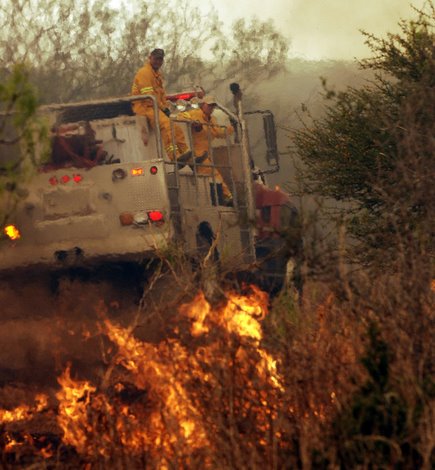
[0,96,256,273]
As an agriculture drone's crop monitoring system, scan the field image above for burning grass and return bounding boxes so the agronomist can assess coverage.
[0,282,345,468]
[0,272,433,468]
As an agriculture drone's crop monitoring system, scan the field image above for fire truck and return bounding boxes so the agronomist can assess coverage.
[0,85,302,295]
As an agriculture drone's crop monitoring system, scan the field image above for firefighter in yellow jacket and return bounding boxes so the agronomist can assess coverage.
[180,96,234,205]
[131,48,190,161]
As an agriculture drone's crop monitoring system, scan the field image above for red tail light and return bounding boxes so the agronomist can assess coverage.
[49,174,82,185]
[148,210,164,223]
[120,211,164,226]
[150,166,158,175]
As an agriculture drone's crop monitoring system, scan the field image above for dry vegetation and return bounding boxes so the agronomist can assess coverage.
[0,2,433,469]
[0,231,433,469]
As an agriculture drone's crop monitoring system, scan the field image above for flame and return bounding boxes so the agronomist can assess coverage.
[180,287,282,391]
[3,433,22,453]
[105,322,209,451]
[50,285,283,463]
[56,364,97,454]
[0,394,48,423]
[181,290,210,336]
[181,285,269,344]
[4,224,20,240]
[39,444,54,458]
[2,286,295,465]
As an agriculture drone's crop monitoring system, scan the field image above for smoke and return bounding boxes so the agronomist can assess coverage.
[0,263,195,390]
[194,0,427,60]
[282,0,428,60]
[0,275,140,388]
[211,59,374,187]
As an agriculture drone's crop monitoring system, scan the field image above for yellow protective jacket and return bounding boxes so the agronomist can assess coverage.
[131,62,168,115]
[179,108,233,156]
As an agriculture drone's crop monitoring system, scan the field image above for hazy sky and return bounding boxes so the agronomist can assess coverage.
[191,0,428,60]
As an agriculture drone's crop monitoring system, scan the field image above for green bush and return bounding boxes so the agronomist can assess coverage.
[295,3,435,265]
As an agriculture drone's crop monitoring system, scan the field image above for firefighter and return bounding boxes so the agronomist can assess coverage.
[131,48,191,162]
[180,95,234,206]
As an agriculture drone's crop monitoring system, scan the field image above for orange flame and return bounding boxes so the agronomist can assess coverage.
[56,364,97,454]
[4,286,292,465]
[0,394,48,423]
[4,224,20,240]
[180,285,269,344]
[105,322,209,452]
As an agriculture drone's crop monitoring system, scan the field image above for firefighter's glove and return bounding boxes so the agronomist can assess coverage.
[163,107,171,117]
[192,121,203,132]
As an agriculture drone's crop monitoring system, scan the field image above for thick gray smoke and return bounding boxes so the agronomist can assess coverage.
[210,58,373,188]
[191,0,426,60]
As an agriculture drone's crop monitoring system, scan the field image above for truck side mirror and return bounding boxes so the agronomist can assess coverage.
[263,112,279,167]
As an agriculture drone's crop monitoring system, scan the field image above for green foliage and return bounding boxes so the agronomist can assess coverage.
[0,64,38,126]
[0,64,47,225]
[361,5,435,85]
[295,3,435,262]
